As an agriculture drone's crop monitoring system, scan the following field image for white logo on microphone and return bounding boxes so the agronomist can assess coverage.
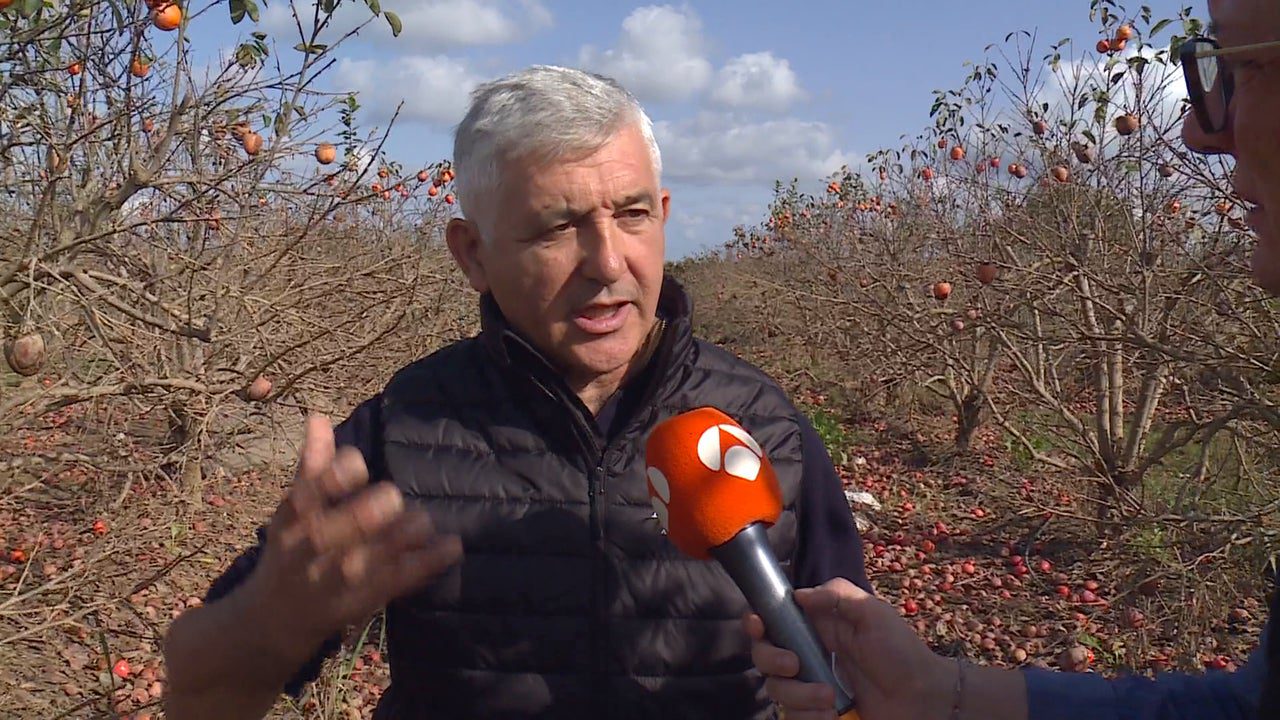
[697,424,764,481]
[647,424,765,534]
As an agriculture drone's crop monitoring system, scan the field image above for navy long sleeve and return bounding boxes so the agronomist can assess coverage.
[1022,637,1267,720]
[201,398,383,698]
[790,411,873,595]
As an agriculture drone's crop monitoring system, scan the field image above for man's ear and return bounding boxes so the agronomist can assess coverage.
[659,188,671,226]
[445,217,490,294]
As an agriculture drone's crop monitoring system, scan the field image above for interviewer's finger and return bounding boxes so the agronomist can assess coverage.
[751,638,800,679]
[796,579,873,628]
[762,676,836,715]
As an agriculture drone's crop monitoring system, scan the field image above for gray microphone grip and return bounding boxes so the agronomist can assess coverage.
[710,522,855,714]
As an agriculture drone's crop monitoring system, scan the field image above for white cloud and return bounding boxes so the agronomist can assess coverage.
[259,0,551,48]
[578,5,713,104]
[654,112,853,184]
[1031,46,1187,146]
[331,55,485,127]
[711,52,806,112]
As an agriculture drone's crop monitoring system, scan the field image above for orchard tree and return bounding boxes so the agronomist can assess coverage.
[0,0,468,491]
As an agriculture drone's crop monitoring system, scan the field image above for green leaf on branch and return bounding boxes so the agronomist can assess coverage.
[365,0,381,14]
[385,10,402,37]
[230,0,245,24]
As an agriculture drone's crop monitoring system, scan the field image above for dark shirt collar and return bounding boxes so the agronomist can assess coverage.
[477,275,696,437]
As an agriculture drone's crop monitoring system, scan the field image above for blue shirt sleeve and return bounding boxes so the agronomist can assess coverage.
[201,396,384,698]
[1021,627,1268,720]
[791,410,873,595]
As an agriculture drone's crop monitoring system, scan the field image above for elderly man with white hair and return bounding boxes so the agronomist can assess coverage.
[161,65,871,720]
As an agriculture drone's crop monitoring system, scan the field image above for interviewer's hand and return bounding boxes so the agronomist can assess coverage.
[245,414,463,654]
[744,578,955,720]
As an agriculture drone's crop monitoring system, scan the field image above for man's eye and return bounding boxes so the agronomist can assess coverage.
[621,209,649,219]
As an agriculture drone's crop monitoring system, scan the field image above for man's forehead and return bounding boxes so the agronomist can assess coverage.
[1208,0,1279,42]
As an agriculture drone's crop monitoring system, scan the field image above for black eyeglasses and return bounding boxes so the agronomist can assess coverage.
[1180,36,1280,134]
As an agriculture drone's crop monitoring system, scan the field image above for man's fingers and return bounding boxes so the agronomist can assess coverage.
[751,638,800,678]
[314,446,371,503]
[383,534,463,598]
[281,415,337,523]
[742,613,765,641]
[379,509,439,554]
[297,414,336,482]
[306,482,405,554]
[762,676,836,714]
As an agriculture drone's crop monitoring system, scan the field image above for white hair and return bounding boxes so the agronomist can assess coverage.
[452,65,662,231]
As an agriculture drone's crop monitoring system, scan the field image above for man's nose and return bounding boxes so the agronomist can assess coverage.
[579,220,626,284]
[1181,104,1233,157]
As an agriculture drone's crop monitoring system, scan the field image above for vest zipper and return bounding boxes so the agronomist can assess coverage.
[575,419,607,718]
[532,374,609,715]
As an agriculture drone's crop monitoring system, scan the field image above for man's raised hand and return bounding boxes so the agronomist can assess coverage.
[246,414,462,649]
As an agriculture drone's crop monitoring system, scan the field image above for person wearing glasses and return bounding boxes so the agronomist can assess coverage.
[745,1,1280,719]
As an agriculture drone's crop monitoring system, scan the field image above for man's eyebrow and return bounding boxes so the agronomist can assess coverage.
[615,191,656,207]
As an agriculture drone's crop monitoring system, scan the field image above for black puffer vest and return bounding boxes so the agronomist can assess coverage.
[372,277,804,720]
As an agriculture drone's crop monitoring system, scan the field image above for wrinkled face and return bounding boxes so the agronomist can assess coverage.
[447,124,670,387]
[1183,0,1280,293]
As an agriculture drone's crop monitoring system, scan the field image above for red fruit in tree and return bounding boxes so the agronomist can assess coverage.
[113,659,131,678]
[1115,113,1140,136]
[977,262,998,284]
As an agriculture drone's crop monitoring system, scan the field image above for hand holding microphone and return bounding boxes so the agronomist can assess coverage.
[746,579,961,720]
[644,407,859,718]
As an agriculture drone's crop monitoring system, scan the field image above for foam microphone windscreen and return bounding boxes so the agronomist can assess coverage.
[643,407,783,559]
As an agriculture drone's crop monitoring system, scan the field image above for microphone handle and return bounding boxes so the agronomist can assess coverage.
[711,522,856,714]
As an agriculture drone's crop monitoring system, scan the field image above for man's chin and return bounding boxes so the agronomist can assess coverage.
[559,331,645,375]
[1251,239,1280,296]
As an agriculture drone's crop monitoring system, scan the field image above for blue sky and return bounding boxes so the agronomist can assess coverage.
[188,0,1198,258]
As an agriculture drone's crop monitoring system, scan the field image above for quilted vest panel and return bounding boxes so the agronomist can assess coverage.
[372,283,803,720]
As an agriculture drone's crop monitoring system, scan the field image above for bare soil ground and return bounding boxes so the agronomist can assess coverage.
[0,385,1268,719]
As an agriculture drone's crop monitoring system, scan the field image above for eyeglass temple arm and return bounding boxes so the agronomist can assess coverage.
[1195,39,1280,58]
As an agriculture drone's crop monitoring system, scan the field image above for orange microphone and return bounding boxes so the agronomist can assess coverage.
[645,407,858,719]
